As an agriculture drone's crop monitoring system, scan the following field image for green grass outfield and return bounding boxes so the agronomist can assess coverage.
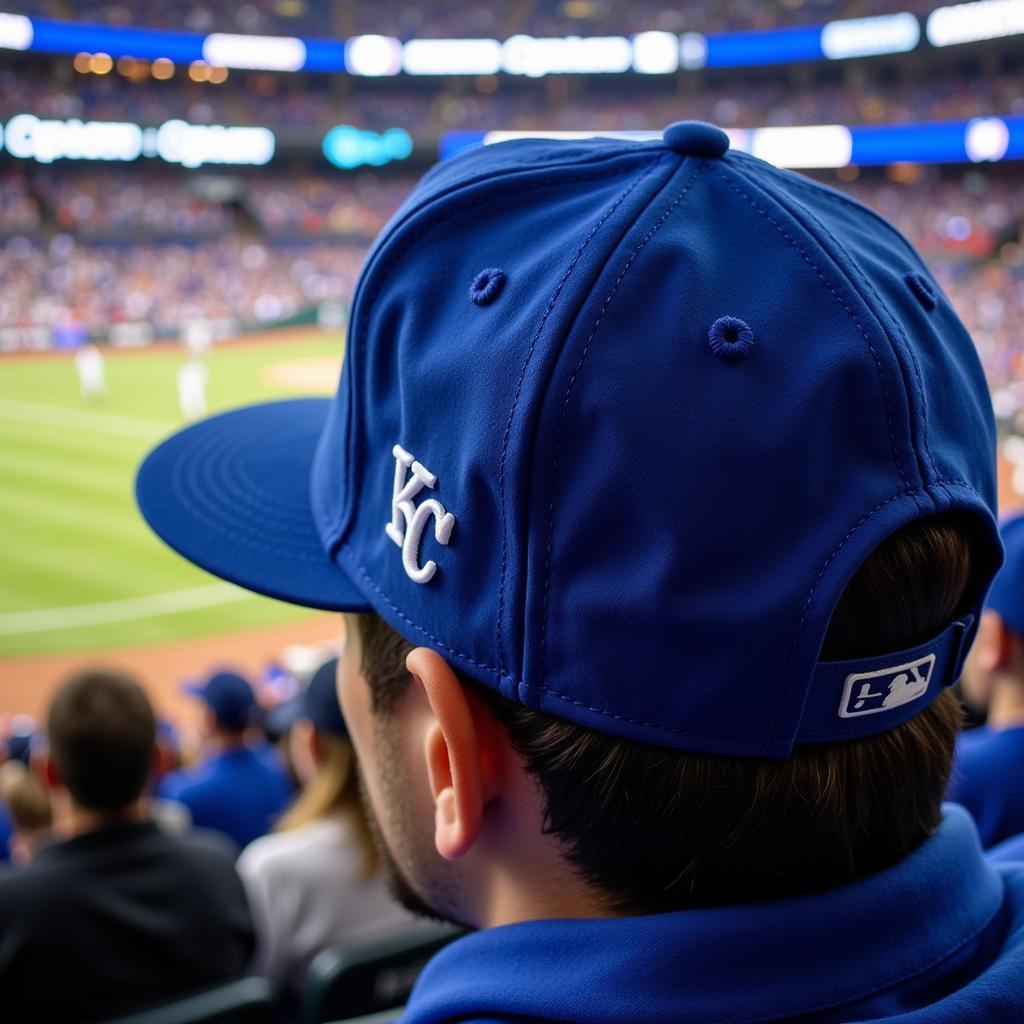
[0,330,342,656]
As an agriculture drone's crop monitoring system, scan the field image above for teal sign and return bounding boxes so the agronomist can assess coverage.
[322,125,413,169]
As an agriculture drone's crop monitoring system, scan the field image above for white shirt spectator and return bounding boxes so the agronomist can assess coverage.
[238,813,415,990]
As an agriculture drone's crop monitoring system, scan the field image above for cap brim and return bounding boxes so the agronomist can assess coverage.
[136,397,367,612]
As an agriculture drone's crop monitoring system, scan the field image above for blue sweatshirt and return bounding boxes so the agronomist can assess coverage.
[989,831,1024,865]
[948,724,1024,847]
[158,747,291,850]
[401,806,1024,1023]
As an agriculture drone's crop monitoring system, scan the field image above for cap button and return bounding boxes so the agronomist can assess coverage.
[662,120,729,159]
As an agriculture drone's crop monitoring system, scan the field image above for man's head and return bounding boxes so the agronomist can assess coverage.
[47,668,156,813]
[960,512,1024,718]
[185,670,257,742]
[0,760,52,864]
[137,122,1003,925]
[339,512,975,925]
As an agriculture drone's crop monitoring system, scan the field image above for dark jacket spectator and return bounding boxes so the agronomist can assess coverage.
[0,668,254,1022]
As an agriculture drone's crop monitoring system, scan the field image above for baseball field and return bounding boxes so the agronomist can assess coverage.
[0,329,343,721]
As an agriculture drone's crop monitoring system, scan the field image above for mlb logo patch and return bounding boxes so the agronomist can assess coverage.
[838,653,936,719]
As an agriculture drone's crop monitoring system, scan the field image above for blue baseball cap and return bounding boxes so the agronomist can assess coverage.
[138,121,1002,758]
[302,658,348,738]
[265,658,347,739]
[185,670,257,730]
[987,513,1024,637]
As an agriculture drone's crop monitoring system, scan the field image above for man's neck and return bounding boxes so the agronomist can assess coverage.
[56,799,147,841]
[205,731,247,755]
[986,682,1024,730]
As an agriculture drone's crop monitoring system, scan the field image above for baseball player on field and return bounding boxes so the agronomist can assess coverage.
[138,121,1024,1022]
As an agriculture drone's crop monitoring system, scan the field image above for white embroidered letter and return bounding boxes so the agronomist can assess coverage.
[385,444,455,584]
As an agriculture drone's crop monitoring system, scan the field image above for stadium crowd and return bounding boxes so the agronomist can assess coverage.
[246,173,411,237]
[1,163,1019,402]
[0,168,40,234]
[0,166,410,237]
[5,0,332,37]
[0,236,366,339]
[34,168,235,235]
[1,66,1021,134]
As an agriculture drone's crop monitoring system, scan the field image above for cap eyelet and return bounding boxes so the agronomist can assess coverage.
[708,316,754,362]
[469,267,506,306]
[904,272,937,311]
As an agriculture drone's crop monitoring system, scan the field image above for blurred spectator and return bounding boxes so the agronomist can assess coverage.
[0,668,254,1021]
[0,236,367,341]
[238,657,414,994]
[159,669,292,849]
[35,169,232,236]
[1,712,40,766]
[246,173,411,237]
[2,63,1022,136]
[8,0,331,36]
[950,513,1024,847]
[0,760,51,864]
[0,169,41,235]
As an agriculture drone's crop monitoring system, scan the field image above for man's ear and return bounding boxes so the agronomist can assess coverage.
[407,647,504,861]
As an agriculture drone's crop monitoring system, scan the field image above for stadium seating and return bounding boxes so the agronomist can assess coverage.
[323,1013,403,1024]
[97,977,277,1024]
[302,922,464,1024]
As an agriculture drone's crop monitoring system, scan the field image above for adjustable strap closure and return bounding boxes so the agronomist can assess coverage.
[795,616,975,744]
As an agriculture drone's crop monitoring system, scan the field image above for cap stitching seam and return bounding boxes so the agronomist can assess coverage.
[414,147,659,210]
[169,485,330,561]
[533,481,977,742]
[780,168,932,267]
[779,176,951,486]
[339,548,501,679]
[173,437,327,552]
[364,151,651,286]
[496,158,664,681]
[183,443,315,531]
[348,159,660,534]
[772,476,980,748]
[769,176,940,484]
[539,160,706,686]
[711,163,920,746]
[335,480,976,738]
[711,164,909,495]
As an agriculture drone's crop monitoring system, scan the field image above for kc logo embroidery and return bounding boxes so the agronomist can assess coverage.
[385,444,455,584]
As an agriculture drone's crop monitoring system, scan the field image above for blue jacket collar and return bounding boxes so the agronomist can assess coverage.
[403,806,1020,1023]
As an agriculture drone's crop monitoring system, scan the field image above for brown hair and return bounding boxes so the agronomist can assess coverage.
[276,728,379,879]
[47,668,156,811]
[0,762,51,832]
[357,513,973,913]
